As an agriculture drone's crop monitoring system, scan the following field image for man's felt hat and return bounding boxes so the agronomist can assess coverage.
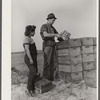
[46,13,57,20]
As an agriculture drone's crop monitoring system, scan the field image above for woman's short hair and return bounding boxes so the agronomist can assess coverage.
[24,25,36,36]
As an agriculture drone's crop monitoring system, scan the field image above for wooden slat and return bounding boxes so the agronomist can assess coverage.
[83,61,96,71]
[71,55,82,64]
[81,37,94,46]
[71,63,83,72]
[69,38,81,47]
[81,46,93,54]
[69,47,81,57]
[82,54,95,63]
[57,49,69,56]
[58,64,71,72]
[83,70,96,79]
[57,56,71,64]
[71,72,83,81]
[58,71,72,83]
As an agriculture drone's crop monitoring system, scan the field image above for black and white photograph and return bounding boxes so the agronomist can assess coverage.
[9,0,98,100]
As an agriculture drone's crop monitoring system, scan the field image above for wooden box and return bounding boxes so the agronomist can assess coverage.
[71,63,83,72]
[69,47,81,57]
[71,72,83,82]
[71,55,82,64]
[81,46,93,54]
[84,77,96,88]
[35,78,53,94]
[81,37,94,46]
[65,73,72,83]
[56,40,70,49]
[58,64,71,72]
[83,61,96,71]
[69,38,81,47]
[58,71,72,83]
[58,71,66,80]
[57,49,69,56]
[83,70,96,79]
[82,54,94,63]
[57,56,71,64]
[83,70,96,88]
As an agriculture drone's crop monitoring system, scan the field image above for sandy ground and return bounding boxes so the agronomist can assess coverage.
[11,67,97,100]
[12,78,97,100]
[11,52,97,100]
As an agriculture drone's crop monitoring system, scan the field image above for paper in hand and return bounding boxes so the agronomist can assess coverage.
[60,30,71,40]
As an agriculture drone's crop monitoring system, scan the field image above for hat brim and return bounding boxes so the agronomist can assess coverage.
[46,17,57,20]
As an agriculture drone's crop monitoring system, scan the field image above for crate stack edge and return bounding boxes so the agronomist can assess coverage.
[56,37,97,87]
[81,37,97,88]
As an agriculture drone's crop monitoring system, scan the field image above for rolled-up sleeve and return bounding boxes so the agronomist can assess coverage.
[40,24,48,39]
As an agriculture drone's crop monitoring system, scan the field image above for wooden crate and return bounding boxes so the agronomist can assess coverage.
[93,37,96,46]
[56,40,70,49]
[83,61,96,71]
[57,56,71,64]
[71,71,83,82]
[57,49,69,56]
[69,38,81,47]
[81,37,94,46]
[65,73,72,83]
[71,63,83,72]
[69,47,81,57]
[71,55,82,64]
[84,77,96,88]
[58,71,66,80]
[58,71,72,83]
[58,64,71,72]
[93,46,96,54]
[83,70,96,88]
[81,46,93,54]
[35,78,53,94]
[82,54,94,63]
[83,70,96,79]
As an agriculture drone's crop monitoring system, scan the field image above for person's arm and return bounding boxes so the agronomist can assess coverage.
[24,44,33,64]
[43,31,60,38]
[40,24,61,39]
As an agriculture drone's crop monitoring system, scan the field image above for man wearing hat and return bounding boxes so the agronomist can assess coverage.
[40,13,63,81]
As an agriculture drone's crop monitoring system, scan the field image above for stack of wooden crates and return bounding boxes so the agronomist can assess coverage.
[56,37,96,88]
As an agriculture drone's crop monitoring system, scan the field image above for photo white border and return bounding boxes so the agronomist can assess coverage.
[2,0,11,100]
[1,0,99,100]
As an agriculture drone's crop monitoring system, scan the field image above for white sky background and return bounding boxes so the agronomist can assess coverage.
[11,0,97,52]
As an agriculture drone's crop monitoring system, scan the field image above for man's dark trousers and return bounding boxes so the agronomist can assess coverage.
[43,46,55,81]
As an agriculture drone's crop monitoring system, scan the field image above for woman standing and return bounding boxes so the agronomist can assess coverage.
[23,25,40,96]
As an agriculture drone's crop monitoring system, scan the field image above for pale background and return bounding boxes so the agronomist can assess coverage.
[12,0,97,52]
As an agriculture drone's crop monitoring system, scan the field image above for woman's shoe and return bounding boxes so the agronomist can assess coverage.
[29,90,35,97]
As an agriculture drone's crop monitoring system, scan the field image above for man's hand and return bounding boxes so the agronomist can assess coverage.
[56,34,61,38]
